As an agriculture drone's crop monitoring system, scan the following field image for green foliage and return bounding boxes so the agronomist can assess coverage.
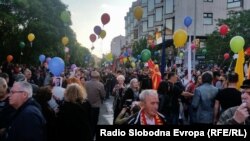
[205,10,250,66]
[0,0,92,66]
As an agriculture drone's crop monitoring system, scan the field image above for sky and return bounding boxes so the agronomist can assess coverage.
[61,0,135,58]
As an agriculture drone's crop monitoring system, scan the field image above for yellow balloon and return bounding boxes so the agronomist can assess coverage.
[123,57,128,63]
[131,62,136,68]
[106,53,113,61]
[28,33,35,42]
[62,36,69,46]
[134,6,143,21]
[100,30,106,39]
[173,29,188,48]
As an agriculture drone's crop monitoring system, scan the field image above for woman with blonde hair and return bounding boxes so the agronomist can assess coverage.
[56,83,91,141]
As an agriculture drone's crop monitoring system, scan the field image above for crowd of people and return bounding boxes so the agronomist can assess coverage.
[0,62,250,141]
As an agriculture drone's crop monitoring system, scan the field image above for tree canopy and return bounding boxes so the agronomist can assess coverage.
[0,0,92,66]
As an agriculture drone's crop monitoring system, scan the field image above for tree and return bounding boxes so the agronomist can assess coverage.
[205,10,250,66]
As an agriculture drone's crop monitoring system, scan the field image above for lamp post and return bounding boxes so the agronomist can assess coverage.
[160,0,167,79]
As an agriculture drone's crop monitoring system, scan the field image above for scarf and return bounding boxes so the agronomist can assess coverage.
[140,110,163,125]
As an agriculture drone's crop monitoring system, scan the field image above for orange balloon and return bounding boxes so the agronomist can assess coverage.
[7,55,13,63]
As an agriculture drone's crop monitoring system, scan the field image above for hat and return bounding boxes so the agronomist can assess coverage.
[15,74,26,82]
[240,79,250,89]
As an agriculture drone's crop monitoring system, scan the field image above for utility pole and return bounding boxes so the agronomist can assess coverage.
[193,0,197,70]
[160,0,166,78]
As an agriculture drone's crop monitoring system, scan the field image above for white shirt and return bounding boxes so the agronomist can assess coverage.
[145,115,155,125]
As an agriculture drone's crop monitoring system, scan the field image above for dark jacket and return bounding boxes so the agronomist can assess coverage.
[4,98,46,141]
[56,101,92,141]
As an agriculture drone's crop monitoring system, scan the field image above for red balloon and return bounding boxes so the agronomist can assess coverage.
[7,55,13,63]
[191,44,196,50]
[101,13,110,25]
[219,24,229,36]
[89,34,96,43]
[224,53,230,60]
[245,47,250,56]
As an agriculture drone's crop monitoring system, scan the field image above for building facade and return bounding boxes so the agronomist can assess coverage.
[110,35,126,57]
[125,0,250,45]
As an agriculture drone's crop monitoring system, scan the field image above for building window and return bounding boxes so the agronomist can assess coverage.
[165,18,173,35]
[143,7,148,18]
[148,0,154,12]
[143,21,148,32]
[204,0,213,2]
[227,0,242,8]
[203,13,213,25]
[148,15,154,27]
[166,0,174,14]
[155,0,162,3]
[141,0,147,4]
[155,7,163,21]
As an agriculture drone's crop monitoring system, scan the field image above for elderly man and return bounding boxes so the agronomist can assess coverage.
[127,90,166,125]
[217,79,250,125]
[4,81,46,141]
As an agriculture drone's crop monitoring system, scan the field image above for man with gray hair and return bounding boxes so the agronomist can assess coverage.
[127,90,166,125]
[4,81,46,141]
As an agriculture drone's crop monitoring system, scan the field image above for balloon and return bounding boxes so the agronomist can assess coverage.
[106,53,113,61]
[91,46,95,50]
[127,48,132,55]
[202,49,207,54]
[184,16,192,27]
[89,34,96,43]
[179,52,184,57]
[133,6,143,21]
[131,62,136,68]
[94,26,102,35]
[27,33,35,42]
[62,36,69,46]
[46,57,51,63]
[230,36,245,54]
[137,55,141,60]
[191,44,196,50]
[99,30,106,39]
[123,57,128,63]
[48,57,65,76]
[71,64,77,70]
[141,49,151,62]
[60,11,70,24]
[19,42,25,48]
[64,47,69,53]
[101,13,110,25]
[173,29,188,48]
[154,51,159,56]
[224,53,230,60]
[219,24,229,36]
[245,47,250,56]
[39,54,46,63]
[7,55,13,63]
[123,51,129,57]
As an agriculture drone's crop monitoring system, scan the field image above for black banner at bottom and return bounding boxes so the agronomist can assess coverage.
[96,125,250,140]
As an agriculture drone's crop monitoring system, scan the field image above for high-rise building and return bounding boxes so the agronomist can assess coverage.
[110,35,126,57]
[125,0,250,45]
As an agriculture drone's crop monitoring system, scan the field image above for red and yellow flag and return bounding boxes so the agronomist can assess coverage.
[148,59,161,90]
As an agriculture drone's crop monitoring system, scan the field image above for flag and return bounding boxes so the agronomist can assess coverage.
[148,59,161,90]
[234,50,245,89]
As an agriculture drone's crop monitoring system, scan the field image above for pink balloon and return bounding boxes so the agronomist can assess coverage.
[101,13,110,25]
[224,53,230,60]
[89,34,96,43]
[191,44,196,50]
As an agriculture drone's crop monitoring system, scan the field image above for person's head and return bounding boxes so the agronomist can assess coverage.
[139,90,159,118]
[240,79,250,110]
[90,71,100,80]
[168,72,177,83]
[130,78,139,89]
[9,81,33,109]
[116,75,125,85]
[24,68,32,80]
[67,77,82,87]
[64,83,87,104]
[202,71,213,84]
[213,71,220,80]
[195,75,202,85]
[75,68,84,79]
[0,73,9,83]
[0,77,8,99]
[227,72,238,84]
[35,86,52,104]
[15,73,26,82]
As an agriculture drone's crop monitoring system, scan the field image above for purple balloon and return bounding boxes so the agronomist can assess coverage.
[71,64,77,70]
[94,26,102,35]
[127,48,132,55]
[46,57,51,63]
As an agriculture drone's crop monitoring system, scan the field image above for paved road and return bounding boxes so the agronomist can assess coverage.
[98,97,114,125]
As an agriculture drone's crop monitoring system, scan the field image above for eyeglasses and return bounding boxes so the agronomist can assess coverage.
[10,90,25,95]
